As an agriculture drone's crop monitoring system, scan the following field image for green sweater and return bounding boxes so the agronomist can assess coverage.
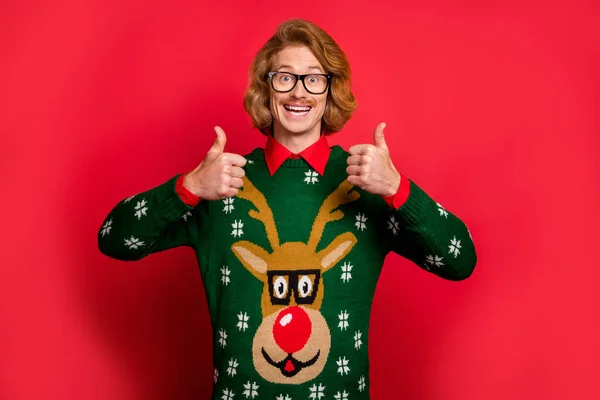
[98,145,476,399]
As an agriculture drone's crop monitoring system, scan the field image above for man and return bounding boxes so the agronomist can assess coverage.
[99,19,476,399]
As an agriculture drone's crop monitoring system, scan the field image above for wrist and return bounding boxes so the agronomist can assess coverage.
[384,171,401,197]
[175,173,201,206]
[183,171,200,197]
[383,172,410,209]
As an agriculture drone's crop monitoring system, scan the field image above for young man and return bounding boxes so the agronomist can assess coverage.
[99,19,476,399]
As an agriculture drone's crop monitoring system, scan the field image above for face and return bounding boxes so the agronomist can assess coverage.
[269,46,328,139]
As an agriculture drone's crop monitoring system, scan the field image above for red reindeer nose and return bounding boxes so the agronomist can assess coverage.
[273,306,312,354]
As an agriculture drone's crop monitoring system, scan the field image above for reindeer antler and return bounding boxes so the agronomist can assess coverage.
[237,177,280,250]
[307,180,360,251]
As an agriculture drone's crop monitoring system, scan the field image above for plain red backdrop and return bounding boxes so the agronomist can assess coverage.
[1,1,599,399]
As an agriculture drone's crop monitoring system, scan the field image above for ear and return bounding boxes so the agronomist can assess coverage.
[317,232,357,271]
[231,241,271,281]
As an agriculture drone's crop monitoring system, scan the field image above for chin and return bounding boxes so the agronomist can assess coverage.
[274,106,322,136]
[280,120,319,136]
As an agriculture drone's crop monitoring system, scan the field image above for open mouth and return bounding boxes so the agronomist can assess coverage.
[284,104,311,117]
[261,348,320,377]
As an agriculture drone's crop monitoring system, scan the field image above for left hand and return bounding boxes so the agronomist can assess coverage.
[346,122,401,197]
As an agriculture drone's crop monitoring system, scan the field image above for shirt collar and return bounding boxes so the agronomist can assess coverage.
[264,132,331,176]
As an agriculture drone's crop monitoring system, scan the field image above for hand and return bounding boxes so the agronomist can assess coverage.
[346,122,401,197]
[183,126,247,200]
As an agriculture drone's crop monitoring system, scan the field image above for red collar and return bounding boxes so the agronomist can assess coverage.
[264,133,331,176]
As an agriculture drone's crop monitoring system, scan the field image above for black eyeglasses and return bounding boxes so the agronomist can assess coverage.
[267,72,331,95]
[267,269,321,305]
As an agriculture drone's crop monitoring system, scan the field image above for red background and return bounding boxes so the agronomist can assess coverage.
[1,1,599,399]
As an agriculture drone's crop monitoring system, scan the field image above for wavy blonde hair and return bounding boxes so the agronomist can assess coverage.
[244,19,357,135]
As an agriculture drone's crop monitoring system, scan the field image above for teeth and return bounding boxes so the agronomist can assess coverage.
[285,105,310,111]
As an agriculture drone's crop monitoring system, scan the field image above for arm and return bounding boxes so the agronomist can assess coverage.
[98,174,202,261]
[98,126,246,261]
[347,122,476,280]
[382,177,477,280]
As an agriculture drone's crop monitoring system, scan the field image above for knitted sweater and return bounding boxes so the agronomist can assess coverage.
[98,145,477,399]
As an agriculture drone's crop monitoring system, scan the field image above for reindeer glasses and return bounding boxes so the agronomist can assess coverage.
[267,269,321,305]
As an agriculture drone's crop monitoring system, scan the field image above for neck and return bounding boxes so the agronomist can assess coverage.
[272,125,321,154]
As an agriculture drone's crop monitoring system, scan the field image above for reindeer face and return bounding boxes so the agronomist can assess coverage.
[231,178,359,384]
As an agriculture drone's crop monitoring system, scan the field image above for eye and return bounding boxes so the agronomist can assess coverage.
[279,73,293,82]
[273,276,288,299]
[298,275,313,298]
[307,76,319,83]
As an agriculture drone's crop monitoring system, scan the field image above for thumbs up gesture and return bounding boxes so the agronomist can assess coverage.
[346,122,401,197]
[183,126,247,200]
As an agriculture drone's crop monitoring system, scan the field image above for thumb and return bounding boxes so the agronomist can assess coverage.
[373,122,387,150]
[208,126,227,154]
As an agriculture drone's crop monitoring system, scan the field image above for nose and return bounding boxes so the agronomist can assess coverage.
[290,78,308,98]
[273,306,312,354]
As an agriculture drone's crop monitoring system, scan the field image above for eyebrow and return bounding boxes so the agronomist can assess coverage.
[276,64,324,73]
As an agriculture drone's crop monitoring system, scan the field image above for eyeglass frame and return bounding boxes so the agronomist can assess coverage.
[266,71,332,95]
[266,268,321,305]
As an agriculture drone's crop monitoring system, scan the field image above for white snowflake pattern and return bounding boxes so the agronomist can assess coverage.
[338,310,349,331]
[340,262,353,283]
[134,199,148,219]
[221,266,231,286]
[358,376,366,392]
[425,255,445,270]
[387,215,399,235]
[247,160,254,164]
[231,220,244,237]
[223,198,235,214]
[181,211,192,221]
[354,330,363,350]
[336,357,350,375]
[275,395,291,400]
[436,202,448,218]
[308,383,326,399]
[218,329,227,348]
[334,391,349,400]
[242,381,259,398]
[221,388,234,400]
[123,195,135,203]
[237,312,249,331]
[354,213,367,231]
[448,236,461,258]
[304,169,319,184]
[226,358,238,376]
[124,236,145,250]
[100,219,112,237]
[214,368,218,383]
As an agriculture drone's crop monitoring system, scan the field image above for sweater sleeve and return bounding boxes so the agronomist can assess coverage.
[98,174,205,261]
[384,179,477,281]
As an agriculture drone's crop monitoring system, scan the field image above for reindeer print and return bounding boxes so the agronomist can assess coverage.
[231,177,360,384]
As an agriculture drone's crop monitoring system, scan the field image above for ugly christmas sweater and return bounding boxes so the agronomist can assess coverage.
[98,145,477,400]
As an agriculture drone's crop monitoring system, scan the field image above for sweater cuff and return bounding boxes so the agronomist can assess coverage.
[153,175,196,222]
[383,174,410,209]
[395,180,435,227]
[175,173,201,207]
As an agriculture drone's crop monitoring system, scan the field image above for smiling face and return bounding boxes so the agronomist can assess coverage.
[269,46,328,141]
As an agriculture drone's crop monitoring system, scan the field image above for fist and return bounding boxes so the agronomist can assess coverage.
[183,126,247,200]
[346,122,401,197]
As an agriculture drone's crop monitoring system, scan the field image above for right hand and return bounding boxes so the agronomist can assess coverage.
[183,126,247,200]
